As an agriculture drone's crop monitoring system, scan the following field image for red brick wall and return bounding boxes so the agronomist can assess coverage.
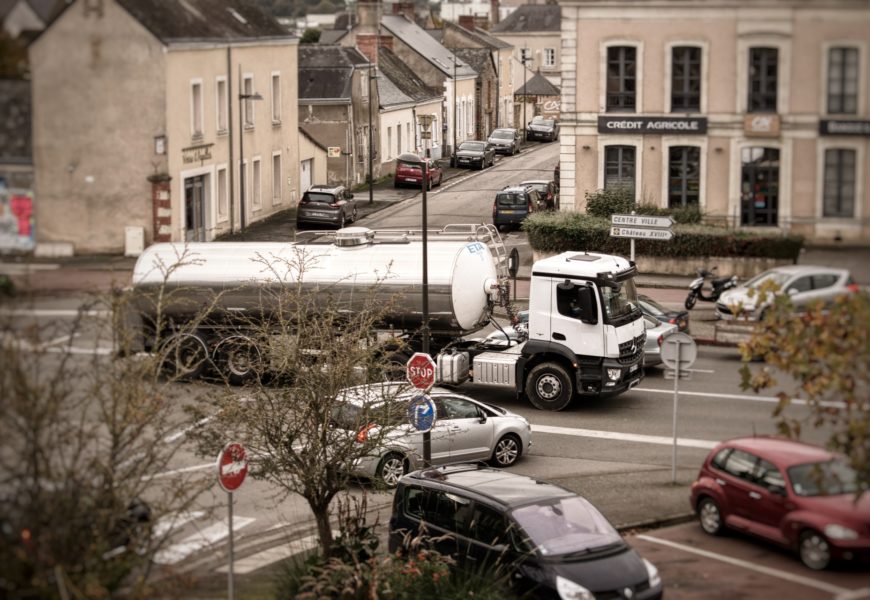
[149,175,172,243]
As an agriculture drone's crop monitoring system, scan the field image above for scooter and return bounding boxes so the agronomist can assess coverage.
[685,267,738,310]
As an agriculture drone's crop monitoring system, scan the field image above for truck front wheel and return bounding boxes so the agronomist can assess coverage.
[526,363,574,411]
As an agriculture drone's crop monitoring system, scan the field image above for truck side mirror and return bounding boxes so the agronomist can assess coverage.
[575,286,598,325]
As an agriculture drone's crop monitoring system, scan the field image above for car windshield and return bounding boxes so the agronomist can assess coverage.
[459,142,485,152]
[534,119,555,127]
[497,193,525,207]
[511,496,624,557]
[601,279,640,324]
[491,130,514,139]
[788,459,857,497]
[397,160,421,171]
[744,270,790,289]
[524,183,547,194]
[303,192,336,204]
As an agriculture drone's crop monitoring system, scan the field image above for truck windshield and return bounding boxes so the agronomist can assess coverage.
[600,278,639,325]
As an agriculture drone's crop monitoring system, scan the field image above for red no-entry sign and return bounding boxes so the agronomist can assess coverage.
[406,352,436,390]
[217,442,249,493]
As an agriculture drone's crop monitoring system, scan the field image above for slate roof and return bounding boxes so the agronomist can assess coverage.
[0,78,31,163]
[380,15,477,79]
[27,0,62,22]
[515,70,561,96]
[492,4,560,33]
[113,0,290,43]
[444,20,512,50]
[298,45,371,103]
[377,68,413,108]
[377,46,442,104]
[318,28,347,44]
[452,47,493,78]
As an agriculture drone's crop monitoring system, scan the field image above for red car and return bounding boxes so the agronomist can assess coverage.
[394,156,442,189]
[691,436,869,570]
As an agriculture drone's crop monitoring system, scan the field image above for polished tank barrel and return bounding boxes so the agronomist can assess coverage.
[131,234,498,335]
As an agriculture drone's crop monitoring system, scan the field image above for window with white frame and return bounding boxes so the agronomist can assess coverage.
[271,72,281,123]
[606,47,637,112]
[823,148,856,217]
[827,47,859,115]
[272,152,283,205]
[361,70,369,99]
[397,125,401,157]
[252,158,261,209]
[406,123,411,152]
[520,47,532,66]
[216,77,228,133]
[217,166,228,220]
[387,127,392,160]
[191,80,203,137]
[544,48,556,68]
[668,146,701,207]
[604,145,636,196]
[467,99,473,134]
[671,47,701,112]
[243,74,254,127]
[432,115,438,144]
[747,47,778,113]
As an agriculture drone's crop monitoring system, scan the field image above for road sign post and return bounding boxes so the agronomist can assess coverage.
[217,442,249,600]
[407,353,437,466]
[610,213,674,262]
[661,333,697,484]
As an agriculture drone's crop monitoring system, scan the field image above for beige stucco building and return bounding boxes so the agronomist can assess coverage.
[30,0,299,253]
[492,4,562,88]
[559,0,870,240]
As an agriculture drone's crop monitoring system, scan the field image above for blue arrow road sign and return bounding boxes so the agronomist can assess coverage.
[407,394,436,433]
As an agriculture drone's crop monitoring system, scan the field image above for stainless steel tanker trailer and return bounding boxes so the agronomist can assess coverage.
[125,224,645,411]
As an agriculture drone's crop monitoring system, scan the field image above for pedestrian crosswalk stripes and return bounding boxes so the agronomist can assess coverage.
[154,515,255,565]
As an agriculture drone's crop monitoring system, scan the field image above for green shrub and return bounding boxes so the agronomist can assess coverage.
[522,212,804,260]
[584,188,635,218]
[0,274,14,297]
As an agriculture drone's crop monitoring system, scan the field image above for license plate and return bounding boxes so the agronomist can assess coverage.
[405,178,419,183]
[309,211,328,217]
[500,210,517,214]
[629,364,638,373]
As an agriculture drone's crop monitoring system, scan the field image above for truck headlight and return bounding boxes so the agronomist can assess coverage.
[607,368,621,381]
[825,524,858,540]
[556,576,594,600]
[644,558,661,588]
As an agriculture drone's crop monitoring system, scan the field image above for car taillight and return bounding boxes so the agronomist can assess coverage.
[657,335,663,347]
[669,318,677,324]
[330,202,340,208]
[847,283,860,293]
[356,423,376,443]
[492,202,497,216]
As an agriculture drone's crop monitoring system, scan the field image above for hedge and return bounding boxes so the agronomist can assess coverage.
[522,212,804,261]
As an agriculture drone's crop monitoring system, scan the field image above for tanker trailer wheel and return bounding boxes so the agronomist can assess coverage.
[525,362,574,411]
[215,336,262,386]
[161,332,209,381]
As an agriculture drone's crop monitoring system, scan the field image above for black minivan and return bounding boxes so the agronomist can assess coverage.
[388,465,663,600]
[493,185,539,231]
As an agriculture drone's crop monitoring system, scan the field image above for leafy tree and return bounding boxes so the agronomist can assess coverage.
[739,288,870,495]
[300,27,322,44]
[188,249,408,556]
[0,256,215,598]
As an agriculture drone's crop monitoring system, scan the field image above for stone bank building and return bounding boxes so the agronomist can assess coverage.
[558,0,870,240]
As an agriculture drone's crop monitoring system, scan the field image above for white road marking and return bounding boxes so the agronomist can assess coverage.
[154,516,255,565]
[152,511,206,539]
[43,333,81,347]
[214,532,337,574]
[634,387,846,410]
[636,534,850,596]
[532,424,717,449]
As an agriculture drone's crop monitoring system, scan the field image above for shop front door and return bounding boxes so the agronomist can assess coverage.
[184,175,206,242]
[741,147,779,226]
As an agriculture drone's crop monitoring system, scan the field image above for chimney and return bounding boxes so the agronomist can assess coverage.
[356,34,393,63]
[392,1,415,22]
[357,0,380,28]
[490,0,500,26]
[458,15,475,30]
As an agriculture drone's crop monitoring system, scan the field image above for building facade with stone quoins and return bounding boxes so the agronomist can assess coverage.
[559,0,870,241]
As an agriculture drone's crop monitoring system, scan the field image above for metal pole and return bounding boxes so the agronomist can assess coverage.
[421,158,431,467]
[453,57,457,156]
[227,491,235,600]
[227,47,235,234]
[630,210,636,262]
[522,47,528,142]
[368,67,374,204]
[671,342,681,484]
[238,64,246,232]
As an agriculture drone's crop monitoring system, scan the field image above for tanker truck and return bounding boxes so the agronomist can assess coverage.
[126,224,645,411]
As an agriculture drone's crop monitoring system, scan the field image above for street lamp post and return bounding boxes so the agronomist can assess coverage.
[453,55,457,159]
[521,46,529,143]
[368,65,375,204]
[238,65,262,233]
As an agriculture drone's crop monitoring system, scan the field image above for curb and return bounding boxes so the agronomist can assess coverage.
[617,512,696,535]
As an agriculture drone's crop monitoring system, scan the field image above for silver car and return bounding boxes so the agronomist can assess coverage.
[643,315,678,367]
[716,265,858,320]
[334,382,532,487]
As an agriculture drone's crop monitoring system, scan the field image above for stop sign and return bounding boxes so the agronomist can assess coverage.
[406,352,436,390]
[217,442,249,493]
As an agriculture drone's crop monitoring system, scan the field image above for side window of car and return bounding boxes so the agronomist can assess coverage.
[469,503,508,547]
[754,459,786,494]
[442,397,481,420]
[811,274,838,290]
[428,491,472,535]
[711,448,732,471]
[722,449,757,482]
[404,486,426,518]
[787,276,812,294]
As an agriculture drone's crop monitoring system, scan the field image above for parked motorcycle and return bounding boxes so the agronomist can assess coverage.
[685,267,738,310]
